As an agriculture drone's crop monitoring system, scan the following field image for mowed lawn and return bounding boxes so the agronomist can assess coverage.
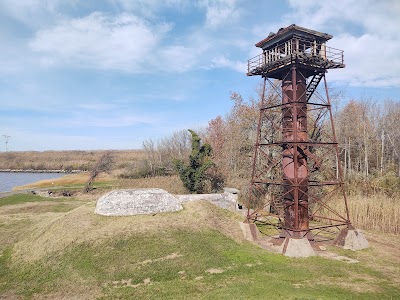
[0,193,399,300]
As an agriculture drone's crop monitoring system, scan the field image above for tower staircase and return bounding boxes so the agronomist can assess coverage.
[305,72,323,101]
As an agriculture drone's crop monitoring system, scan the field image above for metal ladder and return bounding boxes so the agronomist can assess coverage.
[306,73,323,101]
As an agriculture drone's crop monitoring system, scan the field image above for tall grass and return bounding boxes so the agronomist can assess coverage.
[320,194,400,234]
[0,150,145,171]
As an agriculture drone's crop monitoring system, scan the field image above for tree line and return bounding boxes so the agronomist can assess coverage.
[136,84,400,196]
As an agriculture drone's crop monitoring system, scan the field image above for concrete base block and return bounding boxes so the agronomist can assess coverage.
[279,238,316,257]
[239,222,260,242]
[334,228,369,251]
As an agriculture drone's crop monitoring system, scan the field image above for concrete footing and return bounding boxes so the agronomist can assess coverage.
[239,222,260,242]
[278,237,316,257]
[239,222,316,257]
[334,228,369,251]
[239,222,368,258]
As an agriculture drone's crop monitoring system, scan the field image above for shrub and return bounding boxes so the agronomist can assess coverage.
[174,130,224,194]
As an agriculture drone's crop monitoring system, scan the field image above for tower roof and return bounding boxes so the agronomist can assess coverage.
[255,24,332,49]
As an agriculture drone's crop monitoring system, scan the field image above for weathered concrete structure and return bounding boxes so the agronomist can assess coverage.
[95,189,183,216]
[95,188,239,216]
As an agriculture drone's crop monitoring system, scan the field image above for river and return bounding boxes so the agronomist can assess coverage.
[0,172,66,193]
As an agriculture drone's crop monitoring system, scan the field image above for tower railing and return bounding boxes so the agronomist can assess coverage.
[247,38,344,75]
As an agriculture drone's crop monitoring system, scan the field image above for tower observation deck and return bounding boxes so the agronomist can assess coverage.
[247,24,344,80]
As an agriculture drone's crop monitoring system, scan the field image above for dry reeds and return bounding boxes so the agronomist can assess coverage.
[0,150,145,172]
[319,194,400,234]
[114,175,187,195]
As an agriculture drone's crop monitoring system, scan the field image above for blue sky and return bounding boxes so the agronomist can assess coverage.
[1,0,399,151]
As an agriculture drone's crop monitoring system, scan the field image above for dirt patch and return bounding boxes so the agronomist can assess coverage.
[136,253,183,266]
[206,268,224,274]
[194,276,204,280]
[107,277,152,289]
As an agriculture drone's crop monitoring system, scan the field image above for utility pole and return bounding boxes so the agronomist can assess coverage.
[3,135,10,152]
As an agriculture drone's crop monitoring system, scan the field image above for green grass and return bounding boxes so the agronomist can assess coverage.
[0,193,84,214]
[0,193,50,207]
[1,229,399,300]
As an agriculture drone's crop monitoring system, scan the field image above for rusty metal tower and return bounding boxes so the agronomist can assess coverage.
[245,25,366,253]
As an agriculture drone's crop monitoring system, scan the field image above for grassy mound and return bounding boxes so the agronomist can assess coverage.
[12,200,244,263]
[1,195,400,299]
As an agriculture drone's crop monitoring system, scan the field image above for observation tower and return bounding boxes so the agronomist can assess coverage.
[245,24,368,256]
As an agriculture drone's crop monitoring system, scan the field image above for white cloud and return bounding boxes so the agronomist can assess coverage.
[328,33,400,87]
[1,0,248,75]
[158,45,200,73]
[286,0,400,35]
[110,0,188,17]
[210,55,246,73]
[199,0,241,28]
[0,0,78,28]
[28,12,207,74]
[29,13,171,72]
[68,114,155,128]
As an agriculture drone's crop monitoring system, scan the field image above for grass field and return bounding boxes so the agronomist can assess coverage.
[1,177,400,299]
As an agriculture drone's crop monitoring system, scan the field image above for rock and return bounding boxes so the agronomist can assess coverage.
[95,189,183,216]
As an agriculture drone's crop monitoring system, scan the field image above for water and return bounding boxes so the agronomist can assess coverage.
[0,172,66,193]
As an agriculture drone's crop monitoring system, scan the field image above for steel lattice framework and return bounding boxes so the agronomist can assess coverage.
[246,24,352,241]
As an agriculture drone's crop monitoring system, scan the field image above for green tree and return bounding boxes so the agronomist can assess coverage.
[174,129,223,193]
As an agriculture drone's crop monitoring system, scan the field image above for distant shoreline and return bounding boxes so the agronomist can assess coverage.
[0,150,144,174]
[0,169,83,174]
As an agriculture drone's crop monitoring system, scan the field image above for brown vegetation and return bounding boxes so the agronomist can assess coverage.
[12,173,92,190]
[0,149,145,172]
[320,194,400,234]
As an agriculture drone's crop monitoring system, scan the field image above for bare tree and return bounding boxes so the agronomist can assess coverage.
[84,151,114,193]
[139,130,191,177]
